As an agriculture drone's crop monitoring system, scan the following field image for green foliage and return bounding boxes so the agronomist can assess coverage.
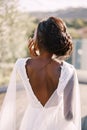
[68,28,81,39]
[0,0,37,63]
[0,0,37,85]
[65,19,87,29]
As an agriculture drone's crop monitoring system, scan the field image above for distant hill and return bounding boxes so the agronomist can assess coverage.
[30,8,87,20]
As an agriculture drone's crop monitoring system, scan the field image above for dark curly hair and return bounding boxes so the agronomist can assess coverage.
[36,17,73,59]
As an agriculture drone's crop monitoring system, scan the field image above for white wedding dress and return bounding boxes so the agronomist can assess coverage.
[0,57,81,130]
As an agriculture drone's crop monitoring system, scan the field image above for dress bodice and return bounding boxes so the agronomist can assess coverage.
[16,58,74,109]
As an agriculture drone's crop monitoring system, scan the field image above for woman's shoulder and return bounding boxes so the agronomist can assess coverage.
[62,61,76,76]
[15,57,30,64]
[15,57,31,68]
[63,61,75,70]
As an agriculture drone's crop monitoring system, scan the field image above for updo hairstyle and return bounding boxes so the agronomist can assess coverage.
[36,17,73,59]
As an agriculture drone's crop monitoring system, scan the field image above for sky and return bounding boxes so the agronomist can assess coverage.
[18,0,87,12]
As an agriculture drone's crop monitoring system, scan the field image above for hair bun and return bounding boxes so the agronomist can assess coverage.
[36,17,73,59]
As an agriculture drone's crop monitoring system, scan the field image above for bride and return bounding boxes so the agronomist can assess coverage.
[0,17,81,130]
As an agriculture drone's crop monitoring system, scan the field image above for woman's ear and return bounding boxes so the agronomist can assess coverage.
[34,41,38,50]
[34,41,40,55]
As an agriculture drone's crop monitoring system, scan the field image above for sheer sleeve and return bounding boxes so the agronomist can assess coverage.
[64,67,81,130]
[0,60,18,130]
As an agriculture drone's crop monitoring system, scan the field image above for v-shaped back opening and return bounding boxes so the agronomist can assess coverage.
[23,57,64,108]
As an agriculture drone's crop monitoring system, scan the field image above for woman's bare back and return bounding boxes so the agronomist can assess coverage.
[25,58,61,106]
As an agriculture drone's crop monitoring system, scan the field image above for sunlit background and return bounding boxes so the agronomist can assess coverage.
[18,0,87,12]
[0,0,87,129]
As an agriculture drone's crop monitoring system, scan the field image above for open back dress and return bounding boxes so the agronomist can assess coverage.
[0,57,81,130]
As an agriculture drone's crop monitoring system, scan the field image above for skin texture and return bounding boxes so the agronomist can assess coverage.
[25,30,62,107]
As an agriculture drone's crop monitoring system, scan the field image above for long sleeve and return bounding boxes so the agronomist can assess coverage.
[64,68,81,130]
[72,69,81,130]
[0,61,17,130]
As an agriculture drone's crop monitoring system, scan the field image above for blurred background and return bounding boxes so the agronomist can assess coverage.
[0,0,87,129]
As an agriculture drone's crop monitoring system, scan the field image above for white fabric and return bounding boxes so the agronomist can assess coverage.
[0,57,81,130]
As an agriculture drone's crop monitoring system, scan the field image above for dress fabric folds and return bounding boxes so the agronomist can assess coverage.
[0,57,81,130]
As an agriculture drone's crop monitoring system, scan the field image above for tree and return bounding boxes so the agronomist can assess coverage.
[0,0,36,63]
